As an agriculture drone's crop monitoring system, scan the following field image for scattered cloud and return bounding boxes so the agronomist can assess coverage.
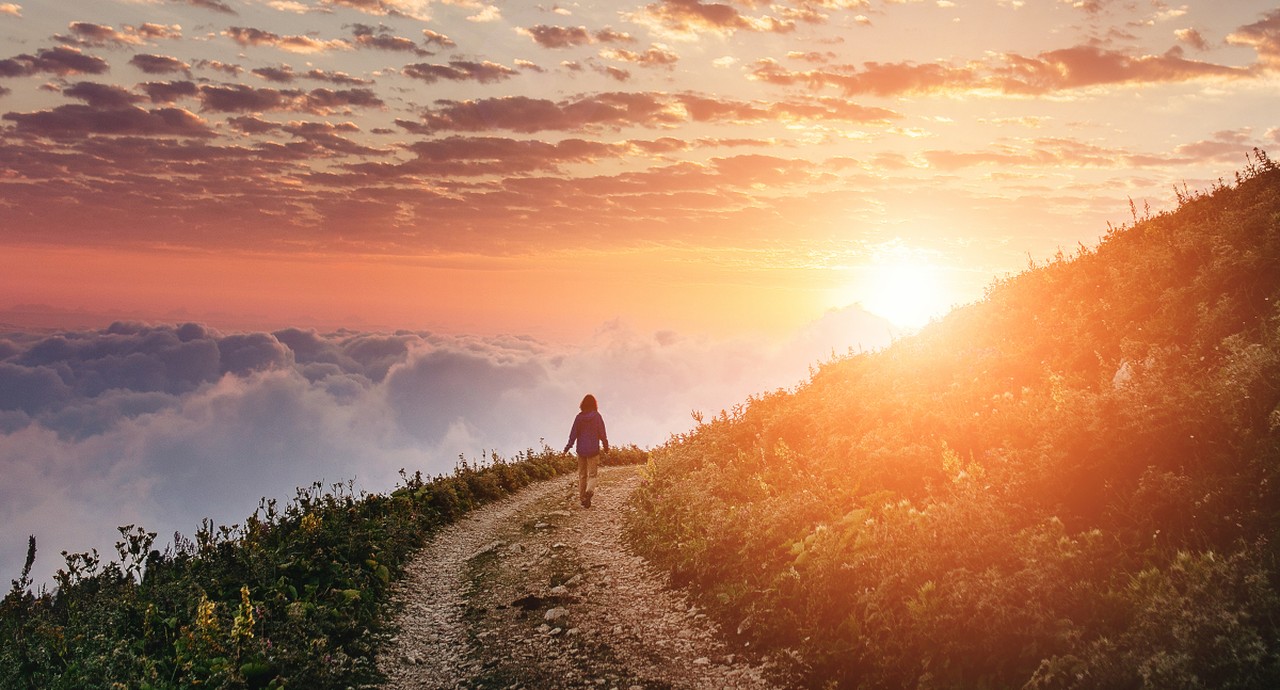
[62,80,143,108]
[1226,9,1280,69]
[600,44,679,69]
[324,0,433,21]
[467,5,502,22]
[224,26,352,53]
[252,64,297,82]
[197,83,384,114]
[403,91,898,134]
[402,59,517,83]
[749,43,1251,97]
[631,0,797,38]
[1174,27,1210,51]
[129,53,191,75]
[350,23,430,56]
[421,28,456,48]
[139,79,199,103]
[517,24,635,49]
[3,103,213,137]
[193,58,243,76]
[175,0,237,13]
[0,46,110,77]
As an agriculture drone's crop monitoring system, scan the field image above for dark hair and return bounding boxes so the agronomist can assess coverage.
[579,394,598,413]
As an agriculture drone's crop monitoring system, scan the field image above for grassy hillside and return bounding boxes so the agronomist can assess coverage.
[626,152,1280,689]
[0,447,647,689]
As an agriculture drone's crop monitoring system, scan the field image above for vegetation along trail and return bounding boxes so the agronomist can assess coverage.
[379,465,791,690]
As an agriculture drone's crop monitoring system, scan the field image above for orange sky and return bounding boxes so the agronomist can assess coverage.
[1,0,1278,337]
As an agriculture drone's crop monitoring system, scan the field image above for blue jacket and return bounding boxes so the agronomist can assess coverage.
[565,410,608,457]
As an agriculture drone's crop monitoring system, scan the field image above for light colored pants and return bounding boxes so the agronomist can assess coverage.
[578,453,598,505]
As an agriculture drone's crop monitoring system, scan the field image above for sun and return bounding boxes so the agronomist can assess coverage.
[854,256,951,329]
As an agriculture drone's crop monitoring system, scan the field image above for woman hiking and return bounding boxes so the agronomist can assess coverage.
[563,394,609,508]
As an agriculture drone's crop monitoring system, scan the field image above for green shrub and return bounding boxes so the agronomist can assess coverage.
[626,158,1280,688]
[1,444,648,689]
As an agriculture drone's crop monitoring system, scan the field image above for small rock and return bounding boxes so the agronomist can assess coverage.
[549,585,569,596]
[535,522,550,529]
[552,542,567,549]
[549,627,563,636]
[565,574,584,587]
[537,624,551,634]
[545,607,568,622]
[549,510,571,517]
[694,657,711,665]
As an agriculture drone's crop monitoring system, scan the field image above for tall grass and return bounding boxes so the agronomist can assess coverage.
[626,153,1280,688]
[1,445,647,689]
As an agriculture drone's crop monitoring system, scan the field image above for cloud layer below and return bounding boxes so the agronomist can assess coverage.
[1,308,893,584]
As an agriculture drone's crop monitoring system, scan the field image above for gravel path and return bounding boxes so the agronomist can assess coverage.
[378,465,791,690]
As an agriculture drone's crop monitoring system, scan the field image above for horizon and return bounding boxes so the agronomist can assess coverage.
[1,2,1277,336]
[3,0,1280,584]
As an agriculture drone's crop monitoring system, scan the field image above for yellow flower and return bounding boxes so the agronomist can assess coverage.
[232,585,256,642]
[195,594,218,634]
[300,512,322,534]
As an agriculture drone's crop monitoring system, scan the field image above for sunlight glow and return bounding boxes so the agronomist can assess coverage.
[855,250,952,329]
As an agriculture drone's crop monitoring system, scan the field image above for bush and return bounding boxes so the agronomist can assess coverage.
[626,158,1280,688]
[0,444,648,689]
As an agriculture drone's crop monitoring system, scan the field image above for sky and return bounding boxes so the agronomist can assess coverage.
[0,0,1275,336]
[1,0,1279,582]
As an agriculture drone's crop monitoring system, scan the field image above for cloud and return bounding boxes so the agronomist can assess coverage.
[1174,27,1210,51]
[224,26,352,53]
[252,64,297,82]
[920,131,1263,171]
[139,79,199,103]
[175,0,237,13]
[193,58,243,76]
[129,54,191,75]
[402,91,898,134]
[632,0,797,38]
[62,81,143,108]
[197,83,384,114]
[466,5,501,23]
[306,68,373,84]
[1227,9,1280,68]
[600,44,679,69]
[3,103,213,137]
[594,63,631,81]
[0,313,893,585]
[323,0,432,20]
[748,42,1250,96]
[0,46,109,77]
[58,22,145,47]
[517,24,635,49]
[350,23,430,55]
[421,28,456,48]
[402,59,516,83]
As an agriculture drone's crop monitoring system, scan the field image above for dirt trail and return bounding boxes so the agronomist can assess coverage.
[378,465,790,690]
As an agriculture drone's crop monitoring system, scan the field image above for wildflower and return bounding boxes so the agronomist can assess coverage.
[300,512,322,534]
[232,585,256,642]
[195,594,218,634]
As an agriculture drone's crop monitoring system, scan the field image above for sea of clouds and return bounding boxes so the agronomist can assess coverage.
[0,308,894,585]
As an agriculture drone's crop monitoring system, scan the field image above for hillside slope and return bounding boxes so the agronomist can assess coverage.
[627,153,1280,689]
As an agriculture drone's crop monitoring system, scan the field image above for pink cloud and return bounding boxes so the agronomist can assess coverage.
[0,46,109,77]
[402,60,516,83]
[129,54,190,75]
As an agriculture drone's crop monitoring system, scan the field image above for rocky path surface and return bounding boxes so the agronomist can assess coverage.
[379,465,791,690]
